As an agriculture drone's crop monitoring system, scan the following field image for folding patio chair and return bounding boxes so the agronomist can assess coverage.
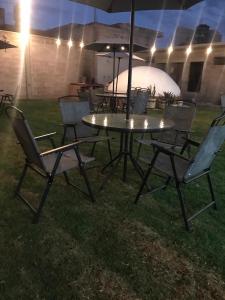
[135,112,225,231]
[137,101,196,158]
[131,89,149,114]
[59,97,112,159]
[221,94,225,112]
[6,106,95,223]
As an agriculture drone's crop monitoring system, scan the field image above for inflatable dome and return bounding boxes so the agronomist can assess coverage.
[108,66,181,96]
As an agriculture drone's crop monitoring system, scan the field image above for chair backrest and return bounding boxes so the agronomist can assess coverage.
[163,103,196,131]
[132,90,149,114]
[58,99,96,138]
[221,95,225,112]
[158,103,196,146]
[184,112,225,181]
[59,98,90,124]
[6,106,45,170]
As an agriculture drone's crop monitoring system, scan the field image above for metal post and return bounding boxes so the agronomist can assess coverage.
[116,57,121,93]
[112,48,116,94]
[126,0,136,120]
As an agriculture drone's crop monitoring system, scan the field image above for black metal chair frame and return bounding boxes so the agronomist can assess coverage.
[6,106,95,223]
[136,101,196,158]
[0,93,15,114]
[135,112,225,231]
[59,98,113,160]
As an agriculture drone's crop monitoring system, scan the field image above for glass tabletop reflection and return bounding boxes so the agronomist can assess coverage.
[82,113,174,133]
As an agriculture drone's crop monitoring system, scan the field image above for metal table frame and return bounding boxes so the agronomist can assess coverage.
[82,114,174,187]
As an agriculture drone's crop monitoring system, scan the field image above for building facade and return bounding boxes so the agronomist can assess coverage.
[146,43,225,104]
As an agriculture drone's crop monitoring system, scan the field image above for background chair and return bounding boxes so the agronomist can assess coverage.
[137,101,196,158]
[221,94,225,112]
[6,106,95,223]
[59,97,112,159]
[131,89,149,114]
[135,112,225,231]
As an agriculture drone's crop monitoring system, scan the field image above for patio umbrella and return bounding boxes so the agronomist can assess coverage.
[96,51,145,93]
[84,40,146,94]
[0,39,17,51]
[70,0,203,119]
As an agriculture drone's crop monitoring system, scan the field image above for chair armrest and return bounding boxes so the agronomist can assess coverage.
[175,129,192,134]
[34,132,56,141]
[152,142,190,161]
[40,140,83,156]
[185,138,200,147]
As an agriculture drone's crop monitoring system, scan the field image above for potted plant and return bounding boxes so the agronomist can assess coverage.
[158,91,176,109]
[146,85,156,109]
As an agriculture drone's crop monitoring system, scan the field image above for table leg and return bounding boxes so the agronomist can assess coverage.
[122,132,129,182]
[101,133,123,173]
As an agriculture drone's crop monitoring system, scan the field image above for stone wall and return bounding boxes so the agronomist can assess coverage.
[0,30,94,99]
[150,43,225,104]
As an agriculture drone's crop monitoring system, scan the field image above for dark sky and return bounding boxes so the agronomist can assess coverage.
[0,0,225,47]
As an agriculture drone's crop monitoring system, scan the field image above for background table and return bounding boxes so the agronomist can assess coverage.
[82,113,174,184]
[96,93,127,112]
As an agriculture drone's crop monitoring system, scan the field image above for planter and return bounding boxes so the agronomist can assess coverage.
[177,100,183,106]
[147,97,156,109]
[157,98,166,109]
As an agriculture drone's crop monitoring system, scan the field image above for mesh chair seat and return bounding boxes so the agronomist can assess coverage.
[137,138,179,149]
[42,149,95,175]
[139,153,190,182]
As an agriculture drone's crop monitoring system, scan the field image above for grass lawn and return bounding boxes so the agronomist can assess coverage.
[1,100,225,299]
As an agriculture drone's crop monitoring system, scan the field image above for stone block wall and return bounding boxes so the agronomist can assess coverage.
[0,30,94,99]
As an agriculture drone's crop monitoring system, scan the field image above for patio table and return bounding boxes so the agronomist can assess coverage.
[96,93,127,112]
[82,113,174,185]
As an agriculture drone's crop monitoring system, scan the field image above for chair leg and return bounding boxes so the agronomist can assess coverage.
[134,166,152,204]
[176,183,190,231]
[90,142,97,156]
[63,171,70,185]
[136,133,144,159]
[162,176,171,190]
[80,166,95,202]
[207,173,217,209]
[32,177,53,223]
[15,164,28,197]
[61,127,67,145]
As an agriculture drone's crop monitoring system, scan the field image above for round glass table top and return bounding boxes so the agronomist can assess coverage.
[96,93,127,98]
[82,113,174,133]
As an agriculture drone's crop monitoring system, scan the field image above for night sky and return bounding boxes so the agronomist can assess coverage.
[0,0,224,47]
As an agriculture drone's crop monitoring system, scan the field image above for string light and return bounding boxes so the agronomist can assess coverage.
[80,41,84,49]
[168,44,173,55]
[56,38,61,47]
[186,45,192,56]
[206,45,212,55]
[20,0,31,47]
[68,39,73,48]
[150,44,156,56]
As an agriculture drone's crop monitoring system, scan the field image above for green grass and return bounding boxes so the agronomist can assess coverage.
[1,100,225,299]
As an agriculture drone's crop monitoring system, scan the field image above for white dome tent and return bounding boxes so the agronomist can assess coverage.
[108,66,181,97]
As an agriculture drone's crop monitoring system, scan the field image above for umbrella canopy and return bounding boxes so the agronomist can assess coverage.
[84,40,146,52]
[70,0,203,119]
[0,39,17,50]
[96,52,145,61]
[71,0,203,12]
[85,40,146,93]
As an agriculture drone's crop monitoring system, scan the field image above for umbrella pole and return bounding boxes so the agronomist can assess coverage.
[126,0,135,120]
[116,57,121,93]
[112,49,116,94]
